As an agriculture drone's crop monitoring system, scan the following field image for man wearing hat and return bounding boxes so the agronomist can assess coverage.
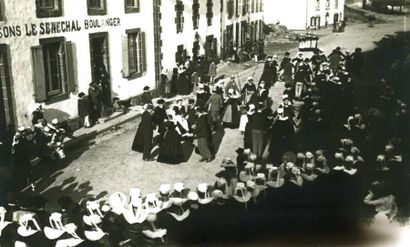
[195,107,213,162]
[241,77,257,105]
[251,103,271,160]
[206,87,224,131]
[88,81,103,125]
[260,56,278,90]
[279,52,294,86]
[132,104,155,161]
[141,86,153,105]
[186,99,198,131]
[224,76,239,97]
[152,99,167,145]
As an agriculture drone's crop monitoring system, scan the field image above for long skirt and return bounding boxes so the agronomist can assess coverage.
[222,104,239,129]
[157,130,184,164]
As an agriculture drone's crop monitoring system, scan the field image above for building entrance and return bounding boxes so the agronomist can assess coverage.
[0,45,14,145]
[89,32,111,110]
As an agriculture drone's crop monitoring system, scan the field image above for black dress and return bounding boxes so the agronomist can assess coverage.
[222,97,240,129]
[131,111,153,153]
[157,121,184,164]
[244,114,254,149]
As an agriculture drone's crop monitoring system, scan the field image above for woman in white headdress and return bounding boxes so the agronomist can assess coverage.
[222,88,240,129]
[157,109,185,164]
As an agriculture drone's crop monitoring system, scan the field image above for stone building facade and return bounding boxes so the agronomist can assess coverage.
[0,0,155,132]
[264,0,345,30]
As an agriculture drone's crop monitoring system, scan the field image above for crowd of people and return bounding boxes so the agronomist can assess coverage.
[1,43,409,246]
[2,108,67,192]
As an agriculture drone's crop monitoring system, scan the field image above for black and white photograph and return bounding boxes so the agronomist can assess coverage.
[0,0,410,246]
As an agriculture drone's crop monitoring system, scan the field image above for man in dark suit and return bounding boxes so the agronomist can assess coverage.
[186,99,198,131]
[206,88,224,131]
[152,99,167,145]
[132,104,155,161]
[252,103,271,160]
[195,107,213,162]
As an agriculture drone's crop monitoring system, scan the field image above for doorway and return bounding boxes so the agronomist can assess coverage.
[89,32,111,110]
[0,44,14,145]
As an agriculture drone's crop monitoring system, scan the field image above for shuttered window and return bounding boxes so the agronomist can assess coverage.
[36,0,62,18]
[125,0,140,13]
[87,0,106,15]
[122,29,146,79]
[237,0,242,17]
[175,1,184,33]
[242,0,247,15]
[335,0,339,9]
[326,0,330,10]
[206,0,213,26]
[316,0,320,11]
[192,0,200,30]
[227,0,234,19]
[31,39,76,103]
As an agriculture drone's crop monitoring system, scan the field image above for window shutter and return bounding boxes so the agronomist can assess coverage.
[121,34,129,78]
[64,41,77,93]
[31,46,47,102]
[141,32,146,72]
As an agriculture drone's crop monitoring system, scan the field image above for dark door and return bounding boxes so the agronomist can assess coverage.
[0,45,14,145]
[89,33,111,108]
[235,22,240,49]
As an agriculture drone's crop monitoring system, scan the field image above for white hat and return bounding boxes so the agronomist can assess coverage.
[129,188,141,198]
[159,184,171,195]
[228,88,234,94]
[188,192,198,201]
[17,213,40,237]
[174,182,184,192]
[197,183,208,193]
[233,182,251,203]
[51,118,59,125]
[44,213,65,240]
[247,76,254,81]
[109,192,127,209]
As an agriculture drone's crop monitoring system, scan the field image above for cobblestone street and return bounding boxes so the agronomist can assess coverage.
[31,12,409,211]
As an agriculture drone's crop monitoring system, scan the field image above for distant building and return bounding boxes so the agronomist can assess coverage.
[0,0,155,132]
[157,0,265,70]
[222,0,265,58]
[264,0,345,30]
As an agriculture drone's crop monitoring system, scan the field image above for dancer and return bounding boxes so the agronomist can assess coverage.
[157,109,184,164]
[132,104,155,161]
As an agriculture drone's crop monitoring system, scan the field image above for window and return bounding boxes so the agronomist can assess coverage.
[260,0,263,12]
[87,0,106,15]
[237,0,242,17]
[206,0,213,26]
[175,0,184,33]
[235,0,239,17]
[122,29,146,79]
[316,0,320,11]
[227,0,234,19]
[335,0,339,9]
[242,0,248,15]
[251,0,254,13]
[125,0,140,13]
[192,0,200,30]
[326,0,330,10]
[255,0,259,13]
[31,38,76,103]
[36,0,62,18]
